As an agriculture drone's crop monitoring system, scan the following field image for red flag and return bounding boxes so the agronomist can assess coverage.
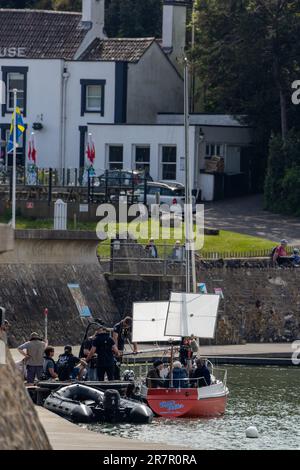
[86,142,92,163]
[28,141,32,162]
[31,141,37,164]
[90,142,96,164]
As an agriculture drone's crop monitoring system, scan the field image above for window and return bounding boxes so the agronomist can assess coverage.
[86,85,102,112]
[7,73,25,111]
[80,79,106,116]
[205,144,224,158]
[161,146,177,181]
[134,145,150,171]
[1,66,28,116]
[108,146,123,170]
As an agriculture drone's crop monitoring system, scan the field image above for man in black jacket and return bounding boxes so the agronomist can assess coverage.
[192,358,211,388]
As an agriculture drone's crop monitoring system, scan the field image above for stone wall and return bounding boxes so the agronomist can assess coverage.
[0,335,51,449]
[108,260,300,345]
[0,264,119,347]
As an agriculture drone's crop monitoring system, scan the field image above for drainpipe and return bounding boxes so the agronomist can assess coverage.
[60,65,70,172]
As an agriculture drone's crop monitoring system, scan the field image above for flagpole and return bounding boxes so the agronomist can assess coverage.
[12,89,17,230]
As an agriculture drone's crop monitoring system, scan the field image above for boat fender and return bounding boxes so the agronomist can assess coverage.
[246,426,259,438]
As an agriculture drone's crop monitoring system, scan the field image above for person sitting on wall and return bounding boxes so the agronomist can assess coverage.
[273,240,292,266]
[43,346,58,380]
[171,361,189,389]
[192,358,211,388]
[170,241,185,261]
[146,360,165,388]
[145,239,158,258]
[291,248,300,267]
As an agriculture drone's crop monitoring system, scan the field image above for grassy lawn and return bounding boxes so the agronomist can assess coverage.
[0,216,274,257]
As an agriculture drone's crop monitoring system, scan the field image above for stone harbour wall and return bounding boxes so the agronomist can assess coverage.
[0,264,119,347]
[108,261,300,345]
[0,334,51,450]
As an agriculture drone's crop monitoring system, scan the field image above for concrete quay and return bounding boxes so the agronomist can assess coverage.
[36,407,186,451]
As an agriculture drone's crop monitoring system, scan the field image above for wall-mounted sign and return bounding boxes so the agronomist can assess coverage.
[68,284,92,318]
[80,204,89,213]
[26,202,34,209]
[0,47,27,58]
[197,283,208,294]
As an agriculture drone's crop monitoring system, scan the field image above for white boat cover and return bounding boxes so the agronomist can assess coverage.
[164,292,220,339]
[132,302,173,342]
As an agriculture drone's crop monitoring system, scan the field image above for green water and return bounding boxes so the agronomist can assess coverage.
[87,366,300,450]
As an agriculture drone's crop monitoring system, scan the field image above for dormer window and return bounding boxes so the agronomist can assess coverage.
[80,79,106,116]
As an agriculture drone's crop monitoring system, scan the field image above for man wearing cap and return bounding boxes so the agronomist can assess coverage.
[146,360,165,388]
[86,324,119,381]
[18,332,48,384]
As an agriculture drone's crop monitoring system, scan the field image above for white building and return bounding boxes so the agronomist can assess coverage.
[0,0,254,200]
[0,0,185,170]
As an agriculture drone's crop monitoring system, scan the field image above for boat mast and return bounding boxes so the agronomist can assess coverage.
[184,59,197,294]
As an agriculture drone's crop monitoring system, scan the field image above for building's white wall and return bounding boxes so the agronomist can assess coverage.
[0,59,116,169]
[0,58,63,168]
[88,123,196,184]
[64,60,115,168]
[127,43,183,124]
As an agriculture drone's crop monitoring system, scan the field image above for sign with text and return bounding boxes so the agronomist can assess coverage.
[68,284,92,318]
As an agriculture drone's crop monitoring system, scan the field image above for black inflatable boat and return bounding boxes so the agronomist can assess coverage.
[44,384,153,424]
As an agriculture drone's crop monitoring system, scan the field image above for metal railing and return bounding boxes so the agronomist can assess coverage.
[0,167,149,205]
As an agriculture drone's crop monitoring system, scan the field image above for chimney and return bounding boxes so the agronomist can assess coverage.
[162,0,191,69]
[82,0,105,37]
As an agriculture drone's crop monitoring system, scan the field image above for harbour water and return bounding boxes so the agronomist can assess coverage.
[87,365,300,450]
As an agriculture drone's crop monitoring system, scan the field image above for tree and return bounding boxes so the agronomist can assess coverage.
[191,0,300,141]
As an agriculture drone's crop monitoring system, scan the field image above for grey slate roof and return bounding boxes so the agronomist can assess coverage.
[0,9,88,60]
[78,37,155,62]
[0,9,156,62]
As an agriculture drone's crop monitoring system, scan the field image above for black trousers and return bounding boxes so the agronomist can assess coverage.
[97,365,114,381]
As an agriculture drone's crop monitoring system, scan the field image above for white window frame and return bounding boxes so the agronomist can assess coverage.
[160,145,177,181]
[107,144,124,170]
[6,72,25,112]
[205,143,225,158]
[133,144,150,171]
[86,84,102,112]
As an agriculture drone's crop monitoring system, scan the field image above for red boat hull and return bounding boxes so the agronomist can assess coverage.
[147,387,228,418]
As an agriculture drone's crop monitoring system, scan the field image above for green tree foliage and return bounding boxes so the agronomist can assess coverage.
[192,0,300,139]
[264,132,300,214]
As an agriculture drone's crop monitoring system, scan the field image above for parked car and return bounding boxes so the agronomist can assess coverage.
[96,169,153,189]
[135,181,196,212]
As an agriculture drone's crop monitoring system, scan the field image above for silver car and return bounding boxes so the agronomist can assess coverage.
[135,182,196,212]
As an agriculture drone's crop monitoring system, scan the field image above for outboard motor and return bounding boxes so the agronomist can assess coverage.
[103,389,121,421]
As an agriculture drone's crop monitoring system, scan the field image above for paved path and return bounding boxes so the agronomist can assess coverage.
[36,407,186,451]
[204,195,300,245]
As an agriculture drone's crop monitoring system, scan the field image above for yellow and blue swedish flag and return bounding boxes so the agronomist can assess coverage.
[6,107,25,154]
